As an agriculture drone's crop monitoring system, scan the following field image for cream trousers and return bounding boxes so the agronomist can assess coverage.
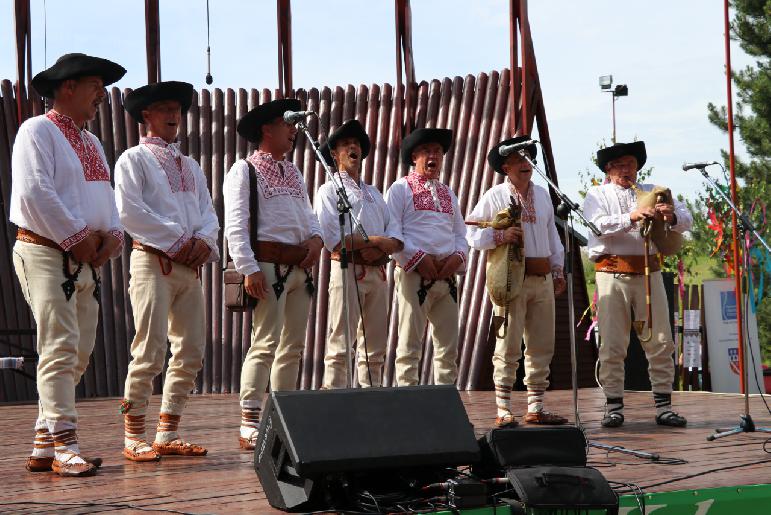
[323,263,388,388]
[123,250,205,416]
[596,270,675,398]
[394,267,459,386]
[13,241,99,424]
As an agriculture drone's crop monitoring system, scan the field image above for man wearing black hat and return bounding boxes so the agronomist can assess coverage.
[467,136,567,427]
[224,98,323,449]
[10,53,126,476]
[114,81,219,461]
[385,128,468,386]
[583,141,692,428]
[313,120,402,388]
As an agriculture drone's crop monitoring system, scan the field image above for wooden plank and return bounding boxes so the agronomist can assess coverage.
[2,389,770,514]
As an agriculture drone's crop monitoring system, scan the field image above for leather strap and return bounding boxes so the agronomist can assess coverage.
[330,248,391,267]
[17,228,63,251]
[524,257,551,276]
[594,254,660,275]
[132,240,169,258]
[254,240,308,266]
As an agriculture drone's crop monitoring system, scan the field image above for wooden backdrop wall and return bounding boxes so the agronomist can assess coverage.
[0,70,597,403]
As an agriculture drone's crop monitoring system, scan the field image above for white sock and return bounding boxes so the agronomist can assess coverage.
[31,416,54,458]
[495,384,512,418]
[48,421,85,465]
[124,414,150,449]
[527,388,545,413]
[154,413,181,444]
[240,407,261,439]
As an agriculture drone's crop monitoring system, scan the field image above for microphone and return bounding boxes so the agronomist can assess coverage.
[498,139,537,157]
[682,161,718,171]
[283,110,316,124]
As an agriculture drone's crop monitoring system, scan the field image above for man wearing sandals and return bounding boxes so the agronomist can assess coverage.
[466,136,567,427]
[11,53,126,476]
[314,120,402,388]
[224,99,323,450]
[115,81,219,461]
[385,128,468,386]
[583,141,692,428]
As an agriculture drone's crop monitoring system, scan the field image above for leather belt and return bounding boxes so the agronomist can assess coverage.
[330,249,390,267]
[17,228,63,251]
[254,240,308,266]
[132,240,169,257]
[524,257,551,276]
[594,254,660,275]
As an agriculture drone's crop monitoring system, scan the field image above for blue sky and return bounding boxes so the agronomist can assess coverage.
[1,0,755,235]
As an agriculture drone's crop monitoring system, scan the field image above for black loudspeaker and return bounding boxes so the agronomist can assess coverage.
[478,425,587,472]
[254,385,481,512]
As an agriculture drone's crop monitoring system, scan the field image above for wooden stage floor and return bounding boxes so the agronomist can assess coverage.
[2,389,771,514]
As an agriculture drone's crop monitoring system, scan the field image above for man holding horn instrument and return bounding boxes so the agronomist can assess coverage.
[467,136,567,427]
[583,141,692,428]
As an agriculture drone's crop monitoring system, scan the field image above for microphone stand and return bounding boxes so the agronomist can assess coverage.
[694,165,771,441]
[296,118,369,388]
[518,148,662,461]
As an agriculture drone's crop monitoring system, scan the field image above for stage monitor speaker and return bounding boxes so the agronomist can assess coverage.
[477,425,587,472]
[255,385,480,511]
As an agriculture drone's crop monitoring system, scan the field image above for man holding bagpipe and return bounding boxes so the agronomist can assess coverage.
[466,136,567,427]
[583,141,692,428]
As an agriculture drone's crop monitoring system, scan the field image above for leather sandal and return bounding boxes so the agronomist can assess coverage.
[239,429,259,451]
[152,439,207,456]
[123,441,161,462]
[495,412,518,428]
[523,411,568,425]
[656,411,687,427]
[51,451,98,477]
[26,455,102,472]
[601,412,625,428]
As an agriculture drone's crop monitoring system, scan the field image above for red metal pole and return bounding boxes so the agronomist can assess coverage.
[723,0,746,394]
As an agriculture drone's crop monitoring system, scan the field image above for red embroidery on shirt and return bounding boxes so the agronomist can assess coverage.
[108,229,125,251]
[404,250,426,271]
[60,226,90,250]
[509,181,536,224]
[247,151,305,199]
[46,111,109,182]
[405,173,453,214]
[141,137,196,193]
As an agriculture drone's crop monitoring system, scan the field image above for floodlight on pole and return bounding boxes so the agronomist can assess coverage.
[599,75,628,143]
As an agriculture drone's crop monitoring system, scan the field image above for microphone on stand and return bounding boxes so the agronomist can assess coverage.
[283,110,316,124]
[682,161,718,171]
[498,139,538,157]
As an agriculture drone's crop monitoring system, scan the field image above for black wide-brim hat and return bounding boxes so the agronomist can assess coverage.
[237,98,301,143]
[124,81,195,123]
[321,119,371,166]
[487,136,537,175]
[596,141,647,172]
[32,53,126,99]
[400,128,453,167]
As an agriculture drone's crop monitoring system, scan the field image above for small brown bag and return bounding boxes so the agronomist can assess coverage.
[224,160,259,312]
